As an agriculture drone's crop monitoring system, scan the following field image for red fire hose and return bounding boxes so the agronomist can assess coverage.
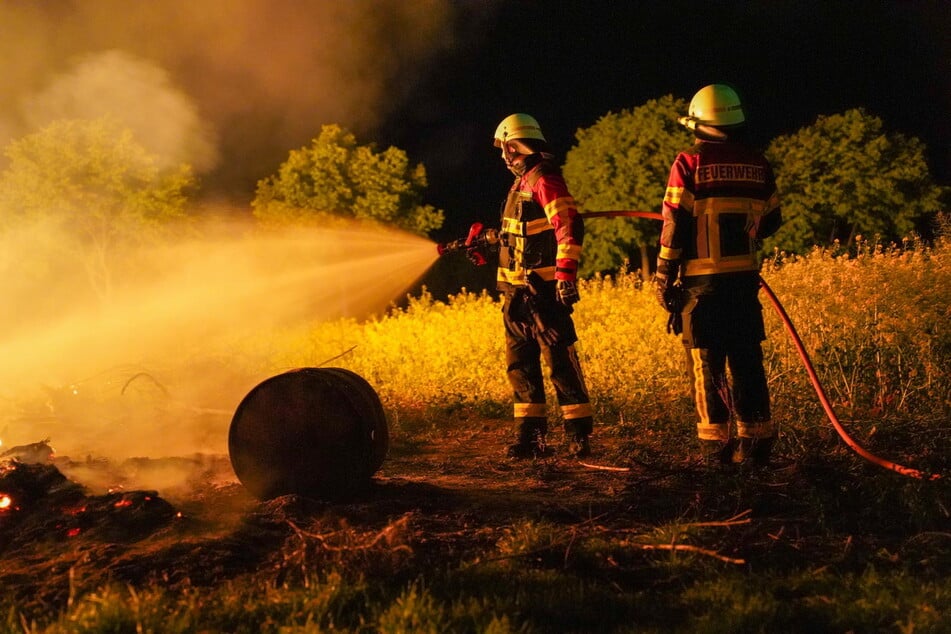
[582,210,664,222]
[586,210,941,480]
[758,277,939,480]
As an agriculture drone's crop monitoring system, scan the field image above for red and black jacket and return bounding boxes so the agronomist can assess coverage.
[497,154,584,292]
[659,140,781,279]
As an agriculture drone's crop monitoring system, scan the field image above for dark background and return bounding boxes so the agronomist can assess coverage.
[1,1,948,246]
[377,1,950,242]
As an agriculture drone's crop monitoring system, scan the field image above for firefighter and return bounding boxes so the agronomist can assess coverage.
[468,113,593,459]
[654,85,783,466]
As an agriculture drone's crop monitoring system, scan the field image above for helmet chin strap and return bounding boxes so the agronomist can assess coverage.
[678,116,698,131]
[507,158,526,176]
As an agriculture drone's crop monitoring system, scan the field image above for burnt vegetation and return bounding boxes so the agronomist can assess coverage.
[2,410,949,632]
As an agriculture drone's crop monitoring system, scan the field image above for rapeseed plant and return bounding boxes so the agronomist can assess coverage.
[223,227,949,466]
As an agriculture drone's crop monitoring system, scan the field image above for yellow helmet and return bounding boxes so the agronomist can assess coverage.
[493,113,546,147]
[681,84,745,129]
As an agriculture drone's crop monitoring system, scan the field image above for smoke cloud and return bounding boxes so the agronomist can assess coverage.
[0,0,457,198]
[0,0,476,494]
[0,214,437,462]
[21,50,218,173]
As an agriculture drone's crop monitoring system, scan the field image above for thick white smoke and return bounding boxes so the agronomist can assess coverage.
[0,0,460,197]
[21,50,218,172]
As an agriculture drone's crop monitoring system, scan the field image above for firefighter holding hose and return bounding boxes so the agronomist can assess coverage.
[655,85,783,467]
[464,113,593,459]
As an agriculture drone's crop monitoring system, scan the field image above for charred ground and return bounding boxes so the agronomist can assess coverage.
[2,414,949,630]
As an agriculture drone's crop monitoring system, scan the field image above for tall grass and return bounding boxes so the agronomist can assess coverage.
[760,230,951,471]
[5,228,949,632]
[765,233,950,410]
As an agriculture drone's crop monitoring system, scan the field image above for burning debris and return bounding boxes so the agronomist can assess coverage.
[0,449,179,554]
[1,438,55,463]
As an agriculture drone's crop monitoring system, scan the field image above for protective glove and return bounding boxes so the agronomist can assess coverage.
[656,286,685,313]
[466,246,487,266]
[654,257,682,311]
[556,280,580,306]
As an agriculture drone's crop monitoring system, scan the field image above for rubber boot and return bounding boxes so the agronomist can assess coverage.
[569,434,591,459]
[507,423,551,459]
[700,439,734,466]
[733,436,775,466]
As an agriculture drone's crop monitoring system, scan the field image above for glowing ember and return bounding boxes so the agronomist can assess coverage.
[66,528,81,538]
[114,499,133,509]
[0,494,11,510]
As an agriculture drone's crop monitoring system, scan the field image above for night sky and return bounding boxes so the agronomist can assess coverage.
[379,0,951,240]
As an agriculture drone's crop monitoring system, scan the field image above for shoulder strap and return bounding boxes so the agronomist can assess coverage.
[525,160,557,188]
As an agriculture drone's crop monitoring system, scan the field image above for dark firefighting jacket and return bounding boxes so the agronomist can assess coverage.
[496,154,584,293]
[659,140,781,278]
[659,139,782,348]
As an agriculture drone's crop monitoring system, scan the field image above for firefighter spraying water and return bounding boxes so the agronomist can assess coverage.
[438,114,595,460]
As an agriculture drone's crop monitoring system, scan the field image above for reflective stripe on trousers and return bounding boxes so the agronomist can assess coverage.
[686,344,774,441]
[505,309,592,438]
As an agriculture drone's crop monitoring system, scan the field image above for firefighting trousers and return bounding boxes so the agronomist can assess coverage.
[683,342,774,442]
[503,297,593,441]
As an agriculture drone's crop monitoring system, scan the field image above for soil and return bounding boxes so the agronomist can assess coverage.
[1,418,945,621]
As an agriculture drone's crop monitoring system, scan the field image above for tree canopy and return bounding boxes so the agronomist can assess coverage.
[252,124,444,236]
[563,95,693,277]
[0,117,195,308]
[765,108,945,253]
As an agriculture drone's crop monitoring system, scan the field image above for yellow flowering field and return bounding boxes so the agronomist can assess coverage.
[762,233,950,418]
[230,227,949,452]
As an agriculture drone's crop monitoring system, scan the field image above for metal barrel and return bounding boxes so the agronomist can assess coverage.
[228,367,389,501]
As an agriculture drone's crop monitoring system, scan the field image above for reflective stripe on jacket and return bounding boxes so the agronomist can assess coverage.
[660,141,781,278]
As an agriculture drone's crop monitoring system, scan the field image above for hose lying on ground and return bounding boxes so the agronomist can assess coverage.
[758,276,940,480]
[581,210,942,480]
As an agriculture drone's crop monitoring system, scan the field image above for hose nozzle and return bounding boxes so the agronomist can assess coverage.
[436,223,499,256]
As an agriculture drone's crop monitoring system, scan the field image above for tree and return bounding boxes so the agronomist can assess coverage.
[765,108,945,253]
[563,95,693,278]
[252,124,444,236]
[0,118,195,308]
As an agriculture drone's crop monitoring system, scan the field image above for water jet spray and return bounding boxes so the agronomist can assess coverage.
[0,218,437,473]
